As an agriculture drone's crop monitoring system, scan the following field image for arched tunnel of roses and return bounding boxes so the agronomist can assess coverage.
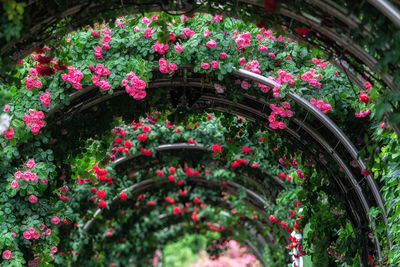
[1,1,400,266]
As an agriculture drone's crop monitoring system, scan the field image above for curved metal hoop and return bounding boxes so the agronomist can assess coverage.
[55,67,386,262]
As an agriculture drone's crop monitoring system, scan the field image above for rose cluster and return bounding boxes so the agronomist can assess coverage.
[268,102,293,129]
[92,28,112,58]
[300,68,322,88]
[310,98,332,114]
[158,58,178,74]
[25,68,43,90]
[89,64,110,91]
[22,109,45,135]
[40,92,50,106]
[235,31,251,49]
[121,71,147,100]
[152,41,169,54]
[61,66,83,89]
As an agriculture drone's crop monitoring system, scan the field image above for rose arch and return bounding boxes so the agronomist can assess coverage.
[1,2,400,266]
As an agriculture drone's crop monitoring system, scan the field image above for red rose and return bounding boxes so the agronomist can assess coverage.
[242,146,251,153]
[142,126,150,132]
[98,200,107,208]
[119,192,128,200]
[96,190,106,199]
[113,137,122,144]
[140,148,152,156]
[231,161,240,168]
[173,206,181,215]
[137,133,147,142]
[124,140,132,148]
[193,197,201,204]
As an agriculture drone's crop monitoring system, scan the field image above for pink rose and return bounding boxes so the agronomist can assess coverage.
[14,171,22,179]
[4,127,14,139]
[241,81,250,90]
[182,28,195,37]
[30,123,41,135]
[168,63,177,72]
[201,62,210,70]
[174,43,183,52]
[23,231,31,239]
[2,250,11,260]
[258,45,267,51]
[26,160,35,168]
[219,52,227,59]
[94,52,102,59]
[214,84,225,94]
[33,232,40,239]
[11,180,18,189]
[51,216,60,225]
[33,80,42,88]
[3,104,10,112]
[101,42,110,50]
[211,60,218,69]
[103,35,111,42]
[40,92,50,106]
[51,246,57,253]
[203,29,210,38]
[29,195,38,203]
[238,57,246,65]
[206,39,217,48]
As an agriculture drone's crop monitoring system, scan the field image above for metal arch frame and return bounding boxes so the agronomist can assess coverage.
[45,68,387,262]
[368,0,400,28]
[60,74,380,239]
[60,74,378,212]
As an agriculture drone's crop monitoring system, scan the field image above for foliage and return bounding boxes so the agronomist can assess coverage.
[162,234,206,267]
